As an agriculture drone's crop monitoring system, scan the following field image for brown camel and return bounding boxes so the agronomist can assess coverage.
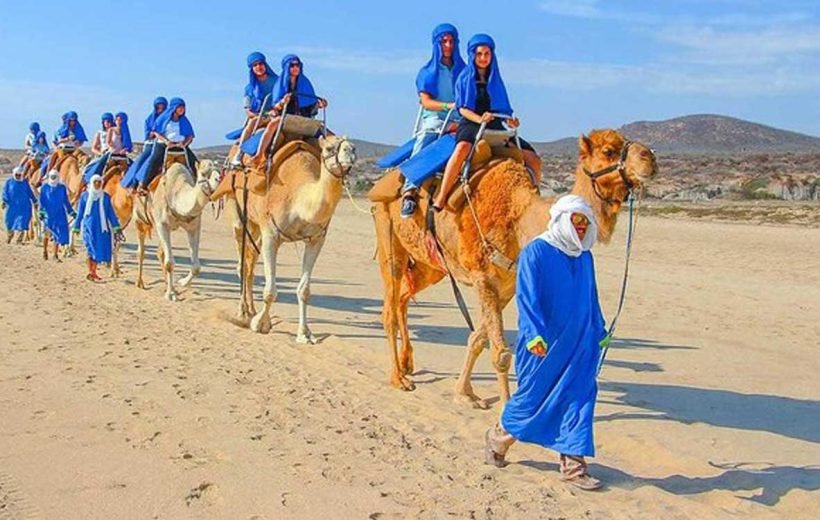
[371,129,657,407]
[101,156,134,277]
[218,134,357,343]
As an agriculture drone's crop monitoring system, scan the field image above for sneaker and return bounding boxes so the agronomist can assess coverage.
[400,195,417,218]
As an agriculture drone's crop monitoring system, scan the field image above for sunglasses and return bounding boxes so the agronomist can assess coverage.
[570,213,590,226]
[289,62,301,69]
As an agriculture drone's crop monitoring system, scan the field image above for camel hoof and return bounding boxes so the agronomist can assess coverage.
[399,357,415,376]
[136,279,146,290]
[250,313,272,334]
[295,331,317,345]
[178,275,195,288]
[165,291,179,302]
[454,392,489,410]
[391,375,416,392]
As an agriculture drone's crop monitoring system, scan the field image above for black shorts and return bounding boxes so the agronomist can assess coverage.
[455,119,535,152]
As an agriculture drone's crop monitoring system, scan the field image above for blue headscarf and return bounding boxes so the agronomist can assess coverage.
[101,112,114,129]
[34,131,50,152]
[29,122,40,135]
[144,96,168,140]
[57,111,88,143]
[153,97,195,138]
[415,23,467,98]
[245,51,278,113]
[272,54,316,110]
[115,112,133,152]
[454,34,513,116]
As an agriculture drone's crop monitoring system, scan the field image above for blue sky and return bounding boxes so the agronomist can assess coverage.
[0,0,818,147]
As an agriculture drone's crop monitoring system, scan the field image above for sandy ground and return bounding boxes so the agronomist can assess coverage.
[0,189,818,519]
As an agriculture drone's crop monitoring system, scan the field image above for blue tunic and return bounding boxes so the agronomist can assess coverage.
[72,192,121,263]
[3,179,37,231]
[500,240,606,457]
[39,184,76,245]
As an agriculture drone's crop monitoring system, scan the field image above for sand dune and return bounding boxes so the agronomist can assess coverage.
[1,194,818,519]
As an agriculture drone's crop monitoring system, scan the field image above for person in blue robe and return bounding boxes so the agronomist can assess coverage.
[39,169,76,260]
[24,122,40,151]
[43,111,90,177]
[250,54,329,162]
[2,168,38,244]
[82,113,116,183]
[432,34,542,211]
[135,97,197,191]
[122,97,167,188]
[16,128,50,173]
[485,195,609,491]
[400,23,467,218]
[72,174,123,281]
[230,51,279,166]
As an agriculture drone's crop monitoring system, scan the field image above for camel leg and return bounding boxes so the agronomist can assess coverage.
[250,227,280,334]
[178,222,202,288]
[454,280,502,409]
[295,236,326,344]
[374,209,415,391]
[486,292,513,405]
[111,240,120,278]
[42,232,49,260]
[157,223,177,301]
[397,264,445,376]
[136,225,148,289]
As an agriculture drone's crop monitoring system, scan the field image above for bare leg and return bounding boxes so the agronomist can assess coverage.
[250,226,280,334]
[252,118,281,162]
[178,222,202,287]
[295,235,326,344]
[433,142,471,209]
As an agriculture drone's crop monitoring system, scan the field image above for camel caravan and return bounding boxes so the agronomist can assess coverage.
[4,22,660,489]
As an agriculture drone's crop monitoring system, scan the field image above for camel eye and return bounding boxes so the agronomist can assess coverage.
[603,148,616,158]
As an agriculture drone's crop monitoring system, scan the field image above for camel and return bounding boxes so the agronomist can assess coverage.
[370,129,658,407]
[50,148,87,256]
[133,158,222,301]
[101,155,134,277]
[221,134,357,344]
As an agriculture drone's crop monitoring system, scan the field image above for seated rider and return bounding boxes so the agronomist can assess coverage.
[230,52,278,166]
[42,111,88,177]
[250,54,329,163]
[432,34,542,212]
[401,22,467,218]
[136,97,197,191]
[121,97,167,188]
[14,122,46,172]
[82,113,116,183]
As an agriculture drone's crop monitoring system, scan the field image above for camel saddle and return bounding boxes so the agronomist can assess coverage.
[210,139,321,201]
[367,139,525,213]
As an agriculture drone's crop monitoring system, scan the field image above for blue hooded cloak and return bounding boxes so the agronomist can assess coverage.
[144,96,168,140]
[32,131,50,155]
[57,111,88,143]
[72,190,121,263]
[39,182,75,245]
[153,97,194,138]
[272,54,316,112]
[454,34,513,116]
[3,177,37,231]
[115,112,133,152]
[415,23,467,98]
[245,51,278,113]
[500,240,607,457]
[101,112,114,129]
[29,122,41,135]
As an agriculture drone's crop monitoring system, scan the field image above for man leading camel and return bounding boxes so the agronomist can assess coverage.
[485,195,609,491]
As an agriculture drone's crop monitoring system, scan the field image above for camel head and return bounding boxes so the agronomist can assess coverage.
[318,135,357,179]
[195,159,223,196]
[572,129,658,243]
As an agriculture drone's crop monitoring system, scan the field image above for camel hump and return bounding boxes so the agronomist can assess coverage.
[368,169,403,203]
[271,139,321,171]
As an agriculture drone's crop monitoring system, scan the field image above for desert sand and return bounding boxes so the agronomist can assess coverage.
[1,189,818,519]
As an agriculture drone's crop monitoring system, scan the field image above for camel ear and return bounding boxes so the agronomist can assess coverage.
[578,135,593,159]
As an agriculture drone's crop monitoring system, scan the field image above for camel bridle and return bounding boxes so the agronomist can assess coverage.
[582,140,638,205]
[322,140,353,179]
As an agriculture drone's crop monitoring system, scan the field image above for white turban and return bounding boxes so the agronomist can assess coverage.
[536,194,597,257]
[47,169,61,187]
[84,174,110,233]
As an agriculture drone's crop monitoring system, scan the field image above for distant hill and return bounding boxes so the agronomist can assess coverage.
[196,138,394,159]
[534,114,820,155]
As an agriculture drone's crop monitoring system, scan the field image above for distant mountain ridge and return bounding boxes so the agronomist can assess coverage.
[197,139,394,159]
[534,114,820,155]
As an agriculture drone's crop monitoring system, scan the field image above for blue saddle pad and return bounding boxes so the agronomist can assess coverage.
[376,137,416,169]
[240,131,264,155]
[225,128,243,141]
[399,134,456,186]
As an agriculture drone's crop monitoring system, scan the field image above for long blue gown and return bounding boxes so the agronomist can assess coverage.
[500,239,606,457]
[39,184,76,245]
[3,179,37,231]
[72,192,121,262]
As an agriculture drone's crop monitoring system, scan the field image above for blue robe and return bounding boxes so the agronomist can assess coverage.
[39,184,75,245]
[500,240,606,457]
[72,192,121,263]
[3,179,37,231]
